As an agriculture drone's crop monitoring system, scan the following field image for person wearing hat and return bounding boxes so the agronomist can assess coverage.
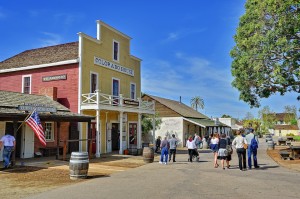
[0,132,16,169]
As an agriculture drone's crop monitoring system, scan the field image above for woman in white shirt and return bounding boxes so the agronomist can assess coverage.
[232,130,248,171]
[186,135,197,162]
[210,132,219,168]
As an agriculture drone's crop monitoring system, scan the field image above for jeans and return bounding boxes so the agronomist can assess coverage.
[236,148,246,170]
[160,147,169,163]
[247,148,258,168]
[169,149,176,161]
[3,146,13,168]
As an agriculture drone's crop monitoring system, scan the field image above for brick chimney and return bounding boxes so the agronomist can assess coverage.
[39,87,58,101]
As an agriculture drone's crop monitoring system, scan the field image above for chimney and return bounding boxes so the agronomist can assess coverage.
[179,96,181,103]
[39,87,58,101]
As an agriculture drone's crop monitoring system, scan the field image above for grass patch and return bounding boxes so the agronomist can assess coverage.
[293,136,300,141]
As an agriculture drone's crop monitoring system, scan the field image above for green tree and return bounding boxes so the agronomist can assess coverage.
[230,0,300,108]
[141,114,162,137]
[243,118,261,133]
[258,106,276,134]
[190,96,204,111]
[221,114,232,118]
[283,105,297,124]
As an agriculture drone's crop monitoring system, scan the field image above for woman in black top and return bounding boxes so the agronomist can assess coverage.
[218,133,231,169]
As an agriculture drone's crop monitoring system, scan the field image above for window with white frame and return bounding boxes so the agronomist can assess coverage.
[90,72,98,93]
[130,83,136,100]
[22,75,31,94]
[113,40,119,62]
[44,122,54,141]
[112,78,120,105]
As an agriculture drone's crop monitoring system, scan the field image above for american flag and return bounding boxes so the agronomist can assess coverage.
[25,110,46,146]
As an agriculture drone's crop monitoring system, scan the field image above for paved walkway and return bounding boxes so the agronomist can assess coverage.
[26,139,300,199]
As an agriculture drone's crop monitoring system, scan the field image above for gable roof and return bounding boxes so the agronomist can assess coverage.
[144,94,209,119]
[0,90,94,122]
[274,125,299,130]
[0,42,79,70]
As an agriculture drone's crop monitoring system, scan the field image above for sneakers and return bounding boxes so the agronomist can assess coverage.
[164,162,167,165]
[159,161,163,164]
[254,166,260,169]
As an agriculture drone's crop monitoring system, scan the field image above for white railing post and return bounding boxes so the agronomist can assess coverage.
[119,94,123,107]
[95,89,101,157]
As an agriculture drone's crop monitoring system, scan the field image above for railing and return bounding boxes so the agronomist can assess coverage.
[81,90,155,112]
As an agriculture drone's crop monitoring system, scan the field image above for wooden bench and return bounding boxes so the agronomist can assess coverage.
[279,151,291,160]
[40,147,63,157]
[278,140,287,146]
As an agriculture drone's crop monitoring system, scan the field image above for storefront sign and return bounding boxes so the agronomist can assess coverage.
[18,103,57,113]
[123,99,139,106]
[94,56,134,76]
[42,74,67,82]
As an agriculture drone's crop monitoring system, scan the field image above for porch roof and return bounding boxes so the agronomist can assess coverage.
[184,117,230,128]
[0,90,94,122]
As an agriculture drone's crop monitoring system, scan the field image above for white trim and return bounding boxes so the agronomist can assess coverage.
[22,74,32,94]
[90,71,99,93]
[112,77,120,97]
[0,59,78,74]
[78,34,83,151]
[45,122,54,142]
[78,32,101,44]
[130,82,136,100]
[97,20,132,40]
[113,40,120,62]
[183,117,206,128]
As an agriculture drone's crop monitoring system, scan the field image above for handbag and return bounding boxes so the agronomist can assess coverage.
[243,143,248,149]
[226,139,233,154]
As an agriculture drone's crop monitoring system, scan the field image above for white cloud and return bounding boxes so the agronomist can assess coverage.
[38,32,62,47]
[163,28,206,42]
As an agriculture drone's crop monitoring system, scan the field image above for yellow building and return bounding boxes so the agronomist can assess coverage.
[79,21,155,156]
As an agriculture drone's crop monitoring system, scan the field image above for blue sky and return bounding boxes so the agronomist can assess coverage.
[0,0,299,119]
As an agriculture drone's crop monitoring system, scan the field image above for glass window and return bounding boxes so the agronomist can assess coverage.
[45,122,54,141]
[130,83,136,100]
[90,72,98,93]
[113,40,119,61]
[22,75,31,94]
[112,78,120,105]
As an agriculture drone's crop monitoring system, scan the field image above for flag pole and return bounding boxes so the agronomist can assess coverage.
[16,110,35,133]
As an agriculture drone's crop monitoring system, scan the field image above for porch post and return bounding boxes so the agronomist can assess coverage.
[152,114,156,145]
[119,111,123,154]
[56,122,60,160]
[96,109,101,157]
[12,120,18,166]
[96,90,101,157]
[137,113,141,149]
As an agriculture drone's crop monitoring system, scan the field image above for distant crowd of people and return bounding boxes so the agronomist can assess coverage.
[155,128,260,171]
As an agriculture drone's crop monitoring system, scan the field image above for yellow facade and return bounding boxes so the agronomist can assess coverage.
[79,21,149,155]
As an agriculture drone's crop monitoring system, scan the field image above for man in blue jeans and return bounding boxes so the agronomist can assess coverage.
[245,128,259,169]
[159,136,169,165]
[0,132,16,169]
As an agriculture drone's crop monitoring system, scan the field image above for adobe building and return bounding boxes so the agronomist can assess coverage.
[142,94,231,147]
[0,20,155,157]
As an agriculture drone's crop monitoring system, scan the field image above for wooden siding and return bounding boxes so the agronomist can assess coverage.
[0,63,79,112]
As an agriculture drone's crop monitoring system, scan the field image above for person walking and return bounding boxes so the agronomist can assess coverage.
[210,132,219,168]
[218,133,230,170]
[159,136,169,165]
[232,130,248,171]
[155,136,161,153]
[186,135,197,162]
[245,128,259,169]
[168,134,177,162]
[0,132,16,169]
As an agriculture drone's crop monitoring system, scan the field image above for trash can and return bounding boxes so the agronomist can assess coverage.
[69,152,89,180]
[143,147,154,163]
[267,140,275,150]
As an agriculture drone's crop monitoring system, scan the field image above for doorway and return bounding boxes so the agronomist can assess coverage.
[5,122,22,158]
[111,123,119,151]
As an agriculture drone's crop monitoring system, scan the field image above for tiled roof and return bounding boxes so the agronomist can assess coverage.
[0,90,93,122]
[145,94,209,119]
[274,125,299,130]
[0,42,79,70]
[186,118,229,127]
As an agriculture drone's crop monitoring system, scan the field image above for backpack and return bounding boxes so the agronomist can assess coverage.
[226,139,233,154]
[250,135,258,150]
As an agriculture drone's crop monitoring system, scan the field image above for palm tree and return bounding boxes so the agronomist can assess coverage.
[190,96,204,111]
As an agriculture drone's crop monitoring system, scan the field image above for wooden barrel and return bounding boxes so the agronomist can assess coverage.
[143,147,154,163]
[69,152,89,180]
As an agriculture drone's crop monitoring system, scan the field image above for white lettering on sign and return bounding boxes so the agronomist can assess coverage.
[94,56,134,76]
